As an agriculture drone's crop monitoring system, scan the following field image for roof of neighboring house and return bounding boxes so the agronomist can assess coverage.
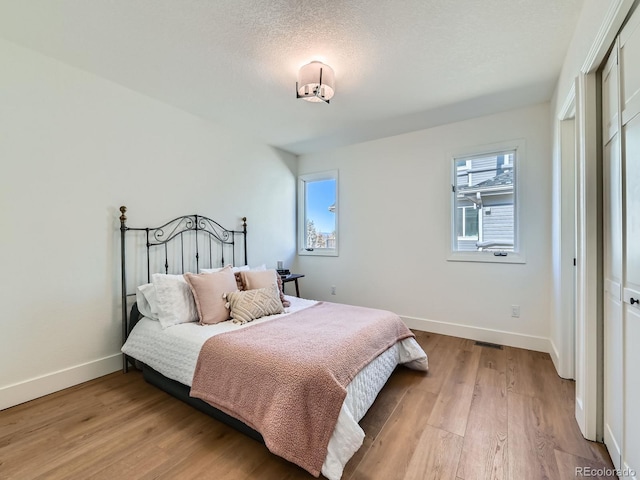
[476,169,513,188]
[460,169,513,193]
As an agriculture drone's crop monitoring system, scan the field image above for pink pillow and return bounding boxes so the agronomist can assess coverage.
[238,269,291,308]
[184,267,238,325]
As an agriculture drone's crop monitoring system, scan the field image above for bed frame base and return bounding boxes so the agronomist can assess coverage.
[141,364,265,444]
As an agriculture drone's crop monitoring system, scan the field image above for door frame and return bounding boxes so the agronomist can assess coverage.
[571,0,635,441]
[553,87,576,381]
[574,71,602,441]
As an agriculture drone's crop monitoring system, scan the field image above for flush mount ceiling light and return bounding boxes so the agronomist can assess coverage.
[296,61,335,104]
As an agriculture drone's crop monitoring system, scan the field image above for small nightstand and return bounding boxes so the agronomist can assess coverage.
[280,274,305,297]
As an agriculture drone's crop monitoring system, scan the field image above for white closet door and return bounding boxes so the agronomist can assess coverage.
[602,43,623,470]
[620,7,640,476]
[603,138,623,469]
[622,113,640,477]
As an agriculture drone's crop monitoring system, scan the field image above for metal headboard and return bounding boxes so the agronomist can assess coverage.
[119,206,247,372]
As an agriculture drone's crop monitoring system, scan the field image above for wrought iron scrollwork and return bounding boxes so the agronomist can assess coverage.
[139,214,235,246]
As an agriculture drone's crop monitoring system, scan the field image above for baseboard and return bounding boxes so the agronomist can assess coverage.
[623,461,637,480]
[549,338,561,371]
[0,354,122,411]
[548,338,575,379]
[604,423,622,470]
[401,315,552,353]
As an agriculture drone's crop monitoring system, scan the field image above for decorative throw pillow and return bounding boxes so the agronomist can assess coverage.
[234,271,244,291]
[239,269,276,290]
[238,269,291,308]
[276,275,291,308]
[276,272,291,308]
[184,267,238,325]
[152,273,199,329]
[225,284,284,325]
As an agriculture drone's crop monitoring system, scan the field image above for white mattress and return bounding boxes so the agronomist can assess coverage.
[122,296,428,480]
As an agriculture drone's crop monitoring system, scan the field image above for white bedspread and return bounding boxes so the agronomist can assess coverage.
[122,296,428,480]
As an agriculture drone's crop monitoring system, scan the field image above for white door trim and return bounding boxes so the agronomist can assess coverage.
[574,71,601,441]
[581,0,637,73]
[552,85,576,380]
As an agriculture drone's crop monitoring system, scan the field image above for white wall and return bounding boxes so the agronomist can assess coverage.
[0,39,297,409]
[296,103,552,351]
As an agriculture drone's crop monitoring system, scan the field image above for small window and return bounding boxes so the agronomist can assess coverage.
[450,142,523,263]
[298,170,338,256]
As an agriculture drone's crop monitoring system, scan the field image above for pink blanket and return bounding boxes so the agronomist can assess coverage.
[190,301,414,476]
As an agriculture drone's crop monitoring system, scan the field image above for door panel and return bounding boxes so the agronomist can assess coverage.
[624,114,640,290]
[621,7,640,125]
[604,294,623,469]
[602,49,619,142]
[622,14,640,470]
[623,301,640,474]
[622,111,640,476]
[602,49,624,467]
[604,134,623,284]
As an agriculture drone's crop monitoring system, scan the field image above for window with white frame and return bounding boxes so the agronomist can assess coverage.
[451,143,522,262]
[298,170,338,256]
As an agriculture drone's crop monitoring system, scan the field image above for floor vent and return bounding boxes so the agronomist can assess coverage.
[474,341,503,349]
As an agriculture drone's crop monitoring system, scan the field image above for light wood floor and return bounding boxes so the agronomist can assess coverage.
[0,331,615,480]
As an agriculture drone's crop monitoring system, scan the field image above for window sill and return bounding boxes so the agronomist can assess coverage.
[298,249,338,257]
[447,252,526,264]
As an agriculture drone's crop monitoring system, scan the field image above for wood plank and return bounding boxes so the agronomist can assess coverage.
[147,431,271,480]
[351,388,439,480]
[456,345,508,479]
[554,449,617,480]
[478,344,506,373]
[433,333,467,351]
[24,395,189,479]
[505,346,554,397]
[244,454,316,480]
[1,375,170,479]
[342,367,414,479]
[404,425,464,480]
[410,345,458,394]
[508,391,560,480]
[536,379,607,462]
[507,347,609,464]
[460,338,477,352]
[411,329,440,352]
[427,348,481,436]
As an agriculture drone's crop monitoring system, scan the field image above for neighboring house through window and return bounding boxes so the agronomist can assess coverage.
[298,170,338,256]
[450,140,523,263]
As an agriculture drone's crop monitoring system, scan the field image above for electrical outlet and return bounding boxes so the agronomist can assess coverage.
[331,285,336,295]
[511,305,520,318]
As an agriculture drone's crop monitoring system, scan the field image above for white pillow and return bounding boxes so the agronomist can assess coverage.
[136,283,159,320]
[200,265,251,274]
[151,273,199,328]
[200,264,265,274]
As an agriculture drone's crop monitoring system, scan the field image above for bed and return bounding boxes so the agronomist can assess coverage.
[118,207,428,479]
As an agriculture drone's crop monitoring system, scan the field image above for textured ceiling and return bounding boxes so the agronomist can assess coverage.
[0,0,582,154]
